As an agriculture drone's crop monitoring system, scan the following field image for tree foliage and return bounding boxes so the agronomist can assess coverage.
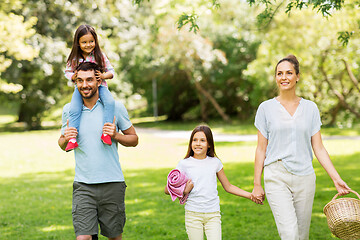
[136,0,360,46]
[1,0,135,129]
[245,6,360,126]
[0,1,38,92]
[121,0,261,121]
[0,0,359,128]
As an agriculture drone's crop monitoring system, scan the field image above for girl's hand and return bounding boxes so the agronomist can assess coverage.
[64,119,78,141]
[71,72,77,82]
[103,116,117,138]
[95,70,104,81]
[334,179,351,196]
[250,194,264,205]
[184,179,194,196]
[252,185,265,203]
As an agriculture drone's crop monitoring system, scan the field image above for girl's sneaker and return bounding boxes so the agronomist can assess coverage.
[101,134,112,145]
[65,138,78,152]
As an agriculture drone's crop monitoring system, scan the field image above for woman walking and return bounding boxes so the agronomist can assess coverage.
[251,54,351,240]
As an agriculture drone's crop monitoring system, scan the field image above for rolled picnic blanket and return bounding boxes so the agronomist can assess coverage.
[167,169,189,204]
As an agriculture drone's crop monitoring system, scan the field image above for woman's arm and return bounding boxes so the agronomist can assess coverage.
[217,168,262,204]
[251,130,267,202]
[311,131,350,195]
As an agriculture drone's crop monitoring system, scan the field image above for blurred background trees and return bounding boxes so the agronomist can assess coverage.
[0,0,359,129]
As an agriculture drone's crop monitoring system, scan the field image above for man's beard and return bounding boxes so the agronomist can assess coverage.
[79,87,97,99]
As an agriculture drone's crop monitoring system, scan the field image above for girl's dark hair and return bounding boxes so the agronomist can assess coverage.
[184,125,217,159]
[275,54,300,76]
[66,24,105,72]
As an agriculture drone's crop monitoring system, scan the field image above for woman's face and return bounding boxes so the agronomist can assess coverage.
[275,61,299,92]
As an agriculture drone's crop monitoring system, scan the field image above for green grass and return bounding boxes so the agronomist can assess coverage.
[0,127,359,239]
[133,118,258,135]
[132,117,360,136]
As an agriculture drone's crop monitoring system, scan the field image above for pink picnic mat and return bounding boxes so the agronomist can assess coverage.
[167,169,189,204]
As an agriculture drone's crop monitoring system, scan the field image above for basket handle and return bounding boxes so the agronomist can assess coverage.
[332,189,360,201]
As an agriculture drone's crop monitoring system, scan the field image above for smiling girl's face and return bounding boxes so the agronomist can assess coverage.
[191,131,209,159]
[79,33,96,58]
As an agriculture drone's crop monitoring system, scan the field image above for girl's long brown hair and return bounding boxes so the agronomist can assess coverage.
[184,125,217,159]
[66,24,105,72]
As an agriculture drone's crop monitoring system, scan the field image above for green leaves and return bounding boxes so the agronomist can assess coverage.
[212,0,221,8]
[133,0,147,5]
[177,12,199,33]
[338,31,354,46]
[285,0,345,16]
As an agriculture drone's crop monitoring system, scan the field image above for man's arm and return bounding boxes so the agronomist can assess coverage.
[58,135,67,151]
[114,125,138,147]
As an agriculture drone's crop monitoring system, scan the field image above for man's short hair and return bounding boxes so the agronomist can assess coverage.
[76,62,101,72]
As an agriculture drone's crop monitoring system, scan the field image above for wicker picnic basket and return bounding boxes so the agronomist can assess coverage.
[323,189,360,240]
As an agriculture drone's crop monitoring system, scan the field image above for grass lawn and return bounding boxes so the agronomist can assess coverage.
[0,125,359,240]
[132,117,360,136]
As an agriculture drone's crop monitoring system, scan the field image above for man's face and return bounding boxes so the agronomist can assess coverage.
[75,70,100,99]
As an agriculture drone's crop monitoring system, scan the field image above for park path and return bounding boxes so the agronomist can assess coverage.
[136,128,360,142]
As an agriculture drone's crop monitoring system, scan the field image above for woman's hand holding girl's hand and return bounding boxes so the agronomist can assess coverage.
[250,194,264,205]
[184,179,194,196]
[334,178,351,196]
[251,185,265,204]
[95,70,104,81]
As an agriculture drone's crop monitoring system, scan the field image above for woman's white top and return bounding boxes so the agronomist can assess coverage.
[177,156,223,213]
[254,98,322,175]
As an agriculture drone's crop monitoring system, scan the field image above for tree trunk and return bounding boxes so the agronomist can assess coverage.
[193,81,231,123]
[319,54,360,119]
[343,59,360,93]
[328,102,341,126]
[17,100,42,130]
[198,93,208,122]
